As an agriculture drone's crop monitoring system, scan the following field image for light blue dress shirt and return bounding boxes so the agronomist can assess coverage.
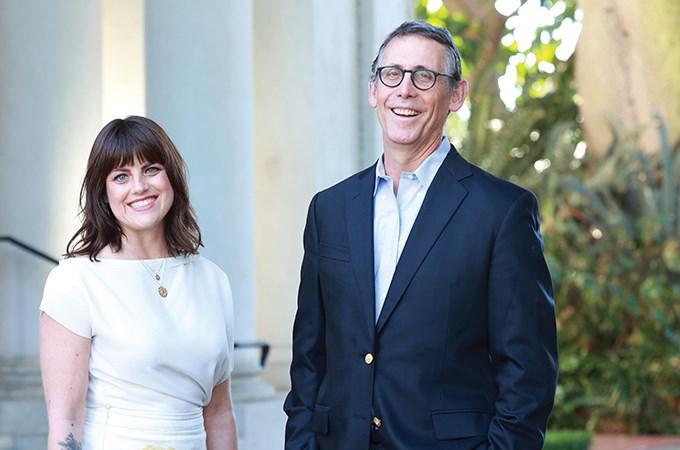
[373,137,451,322]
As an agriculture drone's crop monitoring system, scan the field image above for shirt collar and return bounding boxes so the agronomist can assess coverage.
[373,137,451,196]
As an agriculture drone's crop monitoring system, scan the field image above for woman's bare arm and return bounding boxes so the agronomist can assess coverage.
[40,312,91,450]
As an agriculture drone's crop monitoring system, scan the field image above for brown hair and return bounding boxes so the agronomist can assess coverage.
[370,20,462,89]
[66,116,202,260]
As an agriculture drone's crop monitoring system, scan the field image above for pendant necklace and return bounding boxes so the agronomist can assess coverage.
[141,258,168,298]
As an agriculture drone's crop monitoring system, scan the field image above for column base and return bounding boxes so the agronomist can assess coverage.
[0,358,47,449]
[231,348,277,402]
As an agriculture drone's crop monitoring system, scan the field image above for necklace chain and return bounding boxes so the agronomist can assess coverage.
[141,259,168,298]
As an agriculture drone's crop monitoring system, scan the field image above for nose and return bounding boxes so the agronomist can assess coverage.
[131,174,148,194]
[396,72,417,97]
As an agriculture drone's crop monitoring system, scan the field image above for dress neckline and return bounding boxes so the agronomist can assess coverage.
[62,254,196,269]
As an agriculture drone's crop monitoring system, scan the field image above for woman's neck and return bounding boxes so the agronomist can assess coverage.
[99,231,170,260]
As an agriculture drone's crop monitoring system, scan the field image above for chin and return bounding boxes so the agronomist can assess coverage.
[386,129,419,144]
[128,221,164,234]
[390,136,419,146]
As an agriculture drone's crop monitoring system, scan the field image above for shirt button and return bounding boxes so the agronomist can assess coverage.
[364,353,374,365]
[372,416,382,428]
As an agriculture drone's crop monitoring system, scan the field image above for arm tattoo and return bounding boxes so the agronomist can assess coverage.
[58,433,83,450]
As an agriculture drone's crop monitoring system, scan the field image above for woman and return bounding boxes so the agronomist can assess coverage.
[40,116,238,449]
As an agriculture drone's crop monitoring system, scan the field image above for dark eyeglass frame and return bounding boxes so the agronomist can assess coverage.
[376,65,457,91]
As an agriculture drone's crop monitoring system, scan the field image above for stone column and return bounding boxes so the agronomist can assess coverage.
[253,0,361,390]
[144,0,274,409]
[101,0,145,121]
[0,1,102,447]
[359,0,415,166]
[254,0,415,391]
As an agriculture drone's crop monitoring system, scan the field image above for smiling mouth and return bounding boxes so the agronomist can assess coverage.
[128,196,157,210]
[391,107,420,117]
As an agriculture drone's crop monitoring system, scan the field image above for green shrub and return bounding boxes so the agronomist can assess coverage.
[544,430,592,450]
[536,118,680,433]
[417,0,680,433]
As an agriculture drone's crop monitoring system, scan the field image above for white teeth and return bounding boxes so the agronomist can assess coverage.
[130,198,154,208]
[392,108,419,116]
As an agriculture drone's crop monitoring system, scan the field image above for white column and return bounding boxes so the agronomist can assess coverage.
[0,0,102,371]
[144,0,273,403]
[254,0,415,391]
[101,0,145,121]
[0,1,102,446]
[0,0,102,258]
[359,0,415,166]
[254,0,312,391]
[310,0,361,187]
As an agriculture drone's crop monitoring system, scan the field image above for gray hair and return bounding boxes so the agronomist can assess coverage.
[370,21,462,89]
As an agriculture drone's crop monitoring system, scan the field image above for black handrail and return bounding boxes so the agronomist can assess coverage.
[235,341,271,368]
[1,234,270,368]
[0,236,59,265]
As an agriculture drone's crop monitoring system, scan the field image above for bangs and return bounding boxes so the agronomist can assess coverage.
[97,121,167,174]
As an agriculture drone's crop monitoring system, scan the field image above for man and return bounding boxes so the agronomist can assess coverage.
[285,21,558,450]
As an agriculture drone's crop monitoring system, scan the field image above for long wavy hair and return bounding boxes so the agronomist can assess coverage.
[66,116,202,260]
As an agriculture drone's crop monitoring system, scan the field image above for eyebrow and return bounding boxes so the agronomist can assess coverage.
[385,63,437,71]
[111,161,160,172]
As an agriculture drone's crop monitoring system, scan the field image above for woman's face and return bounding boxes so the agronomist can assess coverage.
[105,158,174,238]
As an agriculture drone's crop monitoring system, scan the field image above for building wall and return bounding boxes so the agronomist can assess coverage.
[0,0,414,446]
[253,0,414,390]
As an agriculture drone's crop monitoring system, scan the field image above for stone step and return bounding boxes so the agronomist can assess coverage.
[0,360,41,379]
[0,359,39,367]
[0,360,43,401]
[0,434,45,450]
[0,434,13,450]
[0,386,43,401]
[0,372,42,385]
[0,399,48,435]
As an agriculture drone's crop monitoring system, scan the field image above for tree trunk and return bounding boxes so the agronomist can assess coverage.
[576,0,680,154]
[442,0,506,160]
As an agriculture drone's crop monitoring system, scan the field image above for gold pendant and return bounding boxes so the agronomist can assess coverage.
[158,286,168,298]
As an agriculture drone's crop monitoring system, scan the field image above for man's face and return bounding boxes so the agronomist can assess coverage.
[368,35,467,152]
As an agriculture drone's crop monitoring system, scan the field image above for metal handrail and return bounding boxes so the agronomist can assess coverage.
[235,341,271,368]
[1,235,269,367]
[0,236,59,265]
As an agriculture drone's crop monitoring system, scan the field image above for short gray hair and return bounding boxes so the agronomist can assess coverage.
[370,21,462,89]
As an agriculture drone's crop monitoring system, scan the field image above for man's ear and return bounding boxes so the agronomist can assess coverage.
[368,79,377,108]
[448,79,468,112]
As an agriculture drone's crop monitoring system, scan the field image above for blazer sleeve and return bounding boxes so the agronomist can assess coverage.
[284,194,326,450]
[487,190,558,450]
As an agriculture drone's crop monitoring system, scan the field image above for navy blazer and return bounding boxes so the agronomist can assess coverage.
[285,146,558,450]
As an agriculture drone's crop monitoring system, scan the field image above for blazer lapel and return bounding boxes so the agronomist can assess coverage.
[346,165,378,335]
[376,147,472,334]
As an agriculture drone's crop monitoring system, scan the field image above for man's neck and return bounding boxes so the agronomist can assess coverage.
[382,136,443,193]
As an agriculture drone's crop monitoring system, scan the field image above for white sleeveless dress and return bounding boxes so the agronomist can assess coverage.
[41,255,234,450]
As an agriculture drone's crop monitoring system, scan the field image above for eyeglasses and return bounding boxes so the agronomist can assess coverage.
[376,65,456,91]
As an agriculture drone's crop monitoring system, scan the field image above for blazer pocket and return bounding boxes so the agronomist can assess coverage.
[310,404,330,435]
[431,410,491,440]
[319,242,351,262]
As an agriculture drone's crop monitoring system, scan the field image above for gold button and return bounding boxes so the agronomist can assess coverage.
[372,416,382,428]
[364,353,374,364]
